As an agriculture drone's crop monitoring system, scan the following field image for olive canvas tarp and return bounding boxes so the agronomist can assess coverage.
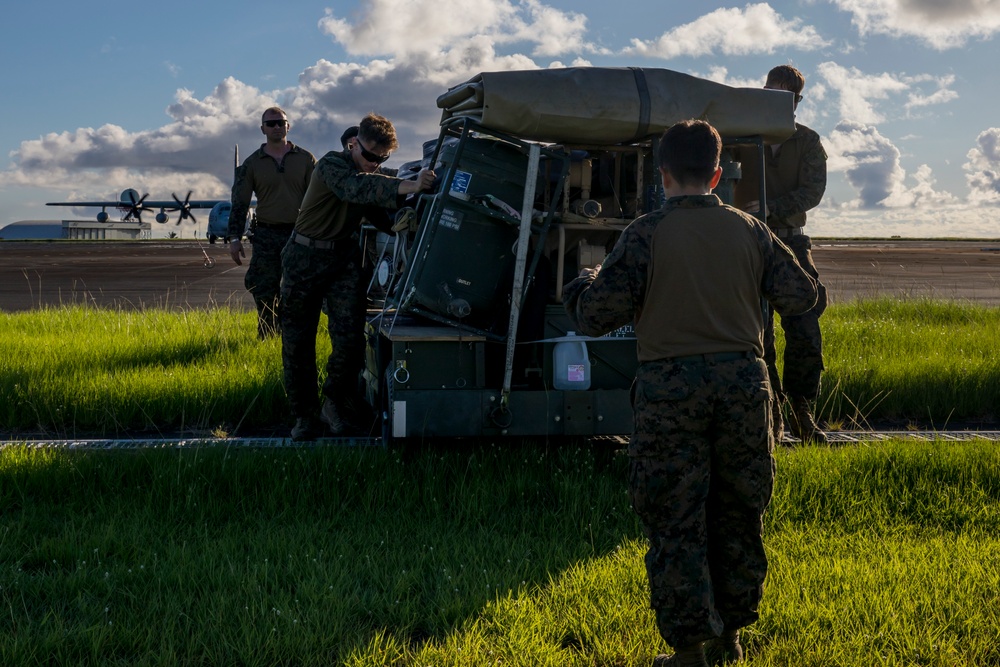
[437,67,797,145]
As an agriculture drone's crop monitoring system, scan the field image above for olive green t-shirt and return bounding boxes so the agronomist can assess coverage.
[294,150,402,241]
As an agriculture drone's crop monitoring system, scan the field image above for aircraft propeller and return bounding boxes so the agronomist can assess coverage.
[169,191,198,225]
[124,191,152,222]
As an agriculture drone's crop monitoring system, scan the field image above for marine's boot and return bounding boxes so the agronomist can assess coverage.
[652,642,709,667]
[789,397,827,443]
[319,398,345,436]
[704,630,744,664]
[290,416,323,442]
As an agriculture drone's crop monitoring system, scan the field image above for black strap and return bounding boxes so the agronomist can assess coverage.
[630,67,652,141]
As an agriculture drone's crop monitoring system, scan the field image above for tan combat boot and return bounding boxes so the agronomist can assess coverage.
[290,416,322,442]
[652,642,709,667]
[704,629,744,664]
[789,397,827,443]
[319,398,345,436]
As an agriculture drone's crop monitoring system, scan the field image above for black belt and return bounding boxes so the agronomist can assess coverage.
[291,231,337,250]
[772,227,803,239]
[665,350,758,365]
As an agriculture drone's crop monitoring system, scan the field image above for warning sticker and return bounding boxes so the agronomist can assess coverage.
[439,207,463,231]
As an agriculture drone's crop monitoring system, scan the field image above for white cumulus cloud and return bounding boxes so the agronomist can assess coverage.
[318,0,589,59]
[816,62,957,124]
[2,0,594,208]
[623,3,830,59]
[832,0,1000,49]
[964,128,1000,204]
[826,120,955,208]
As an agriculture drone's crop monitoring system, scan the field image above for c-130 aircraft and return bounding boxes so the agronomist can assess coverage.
[46,148,253,243]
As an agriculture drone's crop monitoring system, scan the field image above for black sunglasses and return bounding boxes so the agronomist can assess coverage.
[355,141,390,164]
[263,119,288,128]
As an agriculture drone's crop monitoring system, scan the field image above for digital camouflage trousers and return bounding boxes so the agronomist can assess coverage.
[245,225,293,337]
[765,233,827,401]
[279,238,367,419]
[628,355,775,648]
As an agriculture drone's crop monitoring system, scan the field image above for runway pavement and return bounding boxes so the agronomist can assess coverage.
[3,239,1000,312]
[0,240,250,312]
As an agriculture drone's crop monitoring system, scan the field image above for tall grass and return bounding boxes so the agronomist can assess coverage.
[2,297,1000,436]
[0,306,294,436]
[2,440,998,665]
[818,299,1000,426]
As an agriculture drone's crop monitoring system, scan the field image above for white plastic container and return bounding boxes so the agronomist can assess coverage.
[553,331,592,391]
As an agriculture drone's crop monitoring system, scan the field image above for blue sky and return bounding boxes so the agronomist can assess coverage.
[2,0,999,238]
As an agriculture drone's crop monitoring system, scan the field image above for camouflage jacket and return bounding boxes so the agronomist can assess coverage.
[563,194,819,362]
[229,142,316,238]
[733,123,827,231]
[293,149,402,241]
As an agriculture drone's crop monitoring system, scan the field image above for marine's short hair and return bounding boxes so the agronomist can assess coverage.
[340,125,359,149]
[358,113,399,152]
[261,106,287,124]
[656,120,721,187]
[765,65,806,95]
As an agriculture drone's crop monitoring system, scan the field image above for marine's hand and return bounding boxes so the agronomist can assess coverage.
[398,168,436,195]
[578,264,601,280]
[743,200,762,214]
[230,239,245,266]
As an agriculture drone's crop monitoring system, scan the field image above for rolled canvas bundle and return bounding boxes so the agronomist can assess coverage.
[437,67,797,145]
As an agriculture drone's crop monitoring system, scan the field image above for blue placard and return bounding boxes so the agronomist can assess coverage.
[450,170,472,194]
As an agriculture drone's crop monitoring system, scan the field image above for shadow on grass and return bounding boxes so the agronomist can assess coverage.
[0,440,640,665]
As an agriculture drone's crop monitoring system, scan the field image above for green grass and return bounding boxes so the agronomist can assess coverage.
[2,440,999,665]
[0,305,291,437]
[802,298,1000,428]
[3,298,1000,437]
[4,298,1000,664]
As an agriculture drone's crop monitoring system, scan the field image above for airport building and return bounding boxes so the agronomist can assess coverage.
[0,220,151,240]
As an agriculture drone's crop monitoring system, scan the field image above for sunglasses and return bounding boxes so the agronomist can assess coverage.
[355,140,390,165]
[764,86,803,104]
[263,119,288,128]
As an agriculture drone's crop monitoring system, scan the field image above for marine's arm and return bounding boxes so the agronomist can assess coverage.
[758,225,819,316]
[562,224,647,337]
[315,155,433,206]
[228,159,255,265]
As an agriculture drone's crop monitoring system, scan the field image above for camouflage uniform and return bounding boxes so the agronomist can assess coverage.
[563,194,817,648]
[764,234,826,400]
[736,124,828,402]
[243,225,291,336]
[629,355,773,646]
[280,238,368,422]
[230,143,316,338]
[280,150,401,425]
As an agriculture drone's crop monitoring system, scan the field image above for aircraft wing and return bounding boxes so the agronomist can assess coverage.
[47,200,220,209]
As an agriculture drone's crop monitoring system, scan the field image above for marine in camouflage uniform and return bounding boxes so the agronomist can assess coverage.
[563,120,818,665]
[280,113,435,440]
[734,65,829,442]
[229,107,316,339]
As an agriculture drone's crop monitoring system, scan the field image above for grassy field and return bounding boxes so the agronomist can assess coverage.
[1,440,998,666]
[2,298,1000,437]
[2,299,1000,664]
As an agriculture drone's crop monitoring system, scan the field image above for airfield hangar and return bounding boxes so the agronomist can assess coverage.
[0,220,151,240]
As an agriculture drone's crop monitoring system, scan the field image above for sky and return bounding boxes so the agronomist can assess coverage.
[2,0,1000,239]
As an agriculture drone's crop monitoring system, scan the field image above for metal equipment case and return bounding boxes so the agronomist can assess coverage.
[363,101,782,444]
